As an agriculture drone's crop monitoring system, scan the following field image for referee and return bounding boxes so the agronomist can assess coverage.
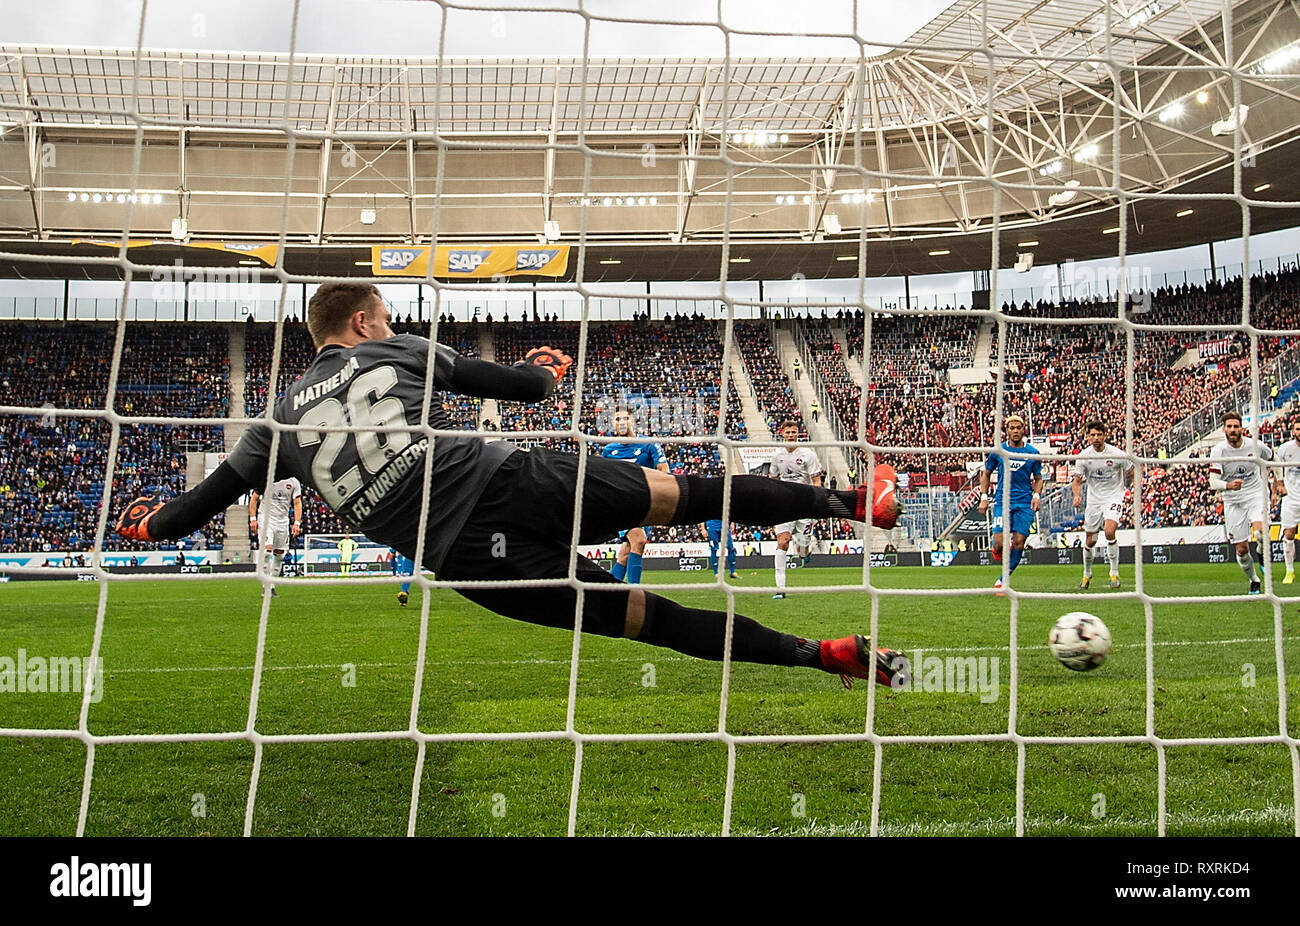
[117,282,906,689]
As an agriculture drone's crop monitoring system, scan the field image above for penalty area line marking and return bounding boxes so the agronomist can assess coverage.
[107,655,668,675]
[104,632,1300,675]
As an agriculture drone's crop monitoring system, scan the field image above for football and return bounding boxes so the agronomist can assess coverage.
[1049,612,1112,671]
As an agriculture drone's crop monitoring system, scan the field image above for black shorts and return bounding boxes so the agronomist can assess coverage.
[439,447,655,636]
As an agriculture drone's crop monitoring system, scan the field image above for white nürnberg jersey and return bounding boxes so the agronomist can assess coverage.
[263,476,302,524]
[771,447,823,485]
[1073,443,1132,502]
[1277,439,1300,496]
[1209,438,1272,504]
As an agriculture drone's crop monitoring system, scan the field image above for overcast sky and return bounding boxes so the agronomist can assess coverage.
[5,0,956,58]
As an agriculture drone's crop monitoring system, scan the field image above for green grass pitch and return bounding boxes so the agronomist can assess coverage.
[1,563,1297,836]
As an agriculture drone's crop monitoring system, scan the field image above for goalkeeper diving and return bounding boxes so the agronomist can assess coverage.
[116,282,907,689]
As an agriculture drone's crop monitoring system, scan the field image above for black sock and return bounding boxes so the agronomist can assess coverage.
[639,593,823,668]
[670,474,856,526]
[793,637,823,667]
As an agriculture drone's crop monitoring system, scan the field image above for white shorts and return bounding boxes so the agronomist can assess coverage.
[775,519,813,541]
[260,521,291,552]
[1083,496,1125,533]
[1281,496,1300,531]
[1223,494,1268,544]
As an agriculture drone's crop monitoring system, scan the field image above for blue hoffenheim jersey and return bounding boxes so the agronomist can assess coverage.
[390,550,414,575]
[603,441,667,469]
[984,441,1042,507]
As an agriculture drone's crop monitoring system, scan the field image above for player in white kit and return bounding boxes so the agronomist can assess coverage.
[1071,420,1134,590]
[770,420,823,599]
[249,476,303,597]
[1274,416,1300,584]
[1208,411,1277,595]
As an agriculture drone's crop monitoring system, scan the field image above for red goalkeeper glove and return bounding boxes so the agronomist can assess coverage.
[854,463,903,529]
[523,346,573,383]
[116,496,164,542]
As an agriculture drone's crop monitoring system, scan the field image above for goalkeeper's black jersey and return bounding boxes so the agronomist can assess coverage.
[227,334,518,572]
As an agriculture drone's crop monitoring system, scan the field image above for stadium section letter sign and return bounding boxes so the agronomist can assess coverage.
[370,245,570,278]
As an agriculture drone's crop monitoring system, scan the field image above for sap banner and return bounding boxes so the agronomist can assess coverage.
[370,245,570,278]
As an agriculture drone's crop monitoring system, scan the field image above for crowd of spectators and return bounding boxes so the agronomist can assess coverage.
[811,271,1295,456]
[494,317,758,542]
[495,318,747,464]
[0,322,227,554]
[842,310,979,381]
[986,270,1297,454]
[5,274,1297,557]
[1130,449,1220,530]
[802,319,970,481]
[242,321,318,423]
[816,271,1300,534]
[493,320,583,456]
[582,318,747,445]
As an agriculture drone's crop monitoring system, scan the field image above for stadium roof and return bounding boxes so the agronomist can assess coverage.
[0,0,1298,281]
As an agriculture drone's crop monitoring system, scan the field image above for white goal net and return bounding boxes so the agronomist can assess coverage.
[1,0,1298,838]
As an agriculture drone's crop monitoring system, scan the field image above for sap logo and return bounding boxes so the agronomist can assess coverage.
[516,249,558,271]
[378,249,424,271]
[447,250,492,273]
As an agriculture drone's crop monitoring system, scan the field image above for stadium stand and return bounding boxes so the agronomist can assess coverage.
[0,322,227,554]
[3,274,1298,555]
[494,320,582,456]
[503,317,752,542]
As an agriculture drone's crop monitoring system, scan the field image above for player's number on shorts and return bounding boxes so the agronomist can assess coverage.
[297,365,414,508]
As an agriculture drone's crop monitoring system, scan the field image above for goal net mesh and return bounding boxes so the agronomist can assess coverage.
[1,0,1298,837]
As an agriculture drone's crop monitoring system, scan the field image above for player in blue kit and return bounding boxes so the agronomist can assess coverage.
[391,547,416,606]
[602,409,669,584]
[705,518,738,578]
[977,414,1042,595]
